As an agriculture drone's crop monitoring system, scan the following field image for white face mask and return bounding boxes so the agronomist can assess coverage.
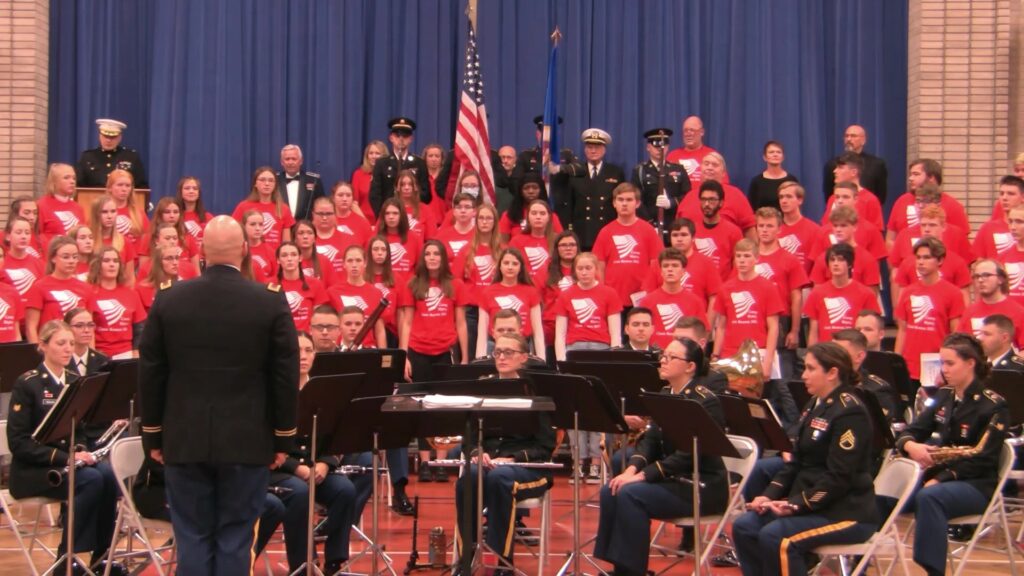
[462,186,480,198]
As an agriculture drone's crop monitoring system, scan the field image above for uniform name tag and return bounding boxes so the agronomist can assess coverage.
[810,417,829,431]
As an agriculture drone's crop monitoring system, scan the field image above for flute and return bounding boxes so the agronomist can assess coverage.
[426,459,563,469]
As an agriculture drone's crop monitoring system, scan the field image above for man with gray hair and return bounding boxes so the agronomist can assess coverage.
[277,144,324,221]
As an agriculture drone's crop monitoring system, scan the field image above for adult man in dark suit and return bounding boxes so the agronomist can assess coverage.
[277,144,324,222]
[513,115,585,228]
[570,128,625,250]
[139,216,299,576]
[76,118,148,188]
[369,117,431,215]
[823,124,889,203]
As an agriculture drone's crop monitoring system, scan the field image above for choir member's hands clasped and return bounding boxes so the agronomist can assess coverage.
[608,466,645,495]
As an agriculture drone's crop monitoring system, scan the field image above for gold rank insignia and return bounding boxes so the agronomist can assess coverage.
[267,283,281,293]
[159,280,173,290]
[839,429,856,450]
[12,403,21,412]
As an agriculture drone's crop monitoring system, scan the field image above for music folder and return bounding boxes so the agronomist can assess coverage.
[32,373,109,446]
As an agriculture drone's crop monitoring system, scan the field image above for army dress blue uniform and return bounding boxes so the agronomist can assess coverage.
[895,382,1008,576]
[138,265,299,576]
[6,365,120,564]
[991,348,1024,373]
[76,144,148,188]
[632,159,690,236]
[513,146,584,232]
[594,382,730,576]
[733,385,878,576]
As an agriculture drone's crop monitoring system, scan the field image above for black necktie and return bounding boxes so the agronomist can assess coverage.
[77,359,87,376]
[591,166,598,178]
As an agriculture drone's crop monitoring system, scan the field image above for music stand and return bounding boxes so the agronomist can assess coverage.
[33,373,109,576]
[640,392,739,576]
[987,370,1024,428]
[846,386,895,452]
[437,363,508,381]
[864,351,916,414]
[381,393,555,576]
[525,370,628,576]
[566,348,660,365]
[84,360,136,427]
[785,380,811,414]
[0,342,41,393]
[717,394,793,454]
[288,373,366,576]
[310,349,405,398]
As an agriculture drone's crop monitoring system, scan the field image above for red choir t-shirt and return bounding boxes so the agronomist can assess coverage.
[454,245,497,305]
[958,298,1024,349]
[691,219,744,280]
[0,282,24,342]
[497,210,564,239]
[779,216,822,274]
[893,252,971,289]
[810,221,887,262]
[809,245,881,287]
[541,268,575,343]
[371,274,401,334]
[115,206,149,247]
[508,234,552,288]
[889,224,974,269]
[350,168,375,220]
[326,280,387,348]
[822,189,884,231]
[37,195,85,238]
[639,250,721,309]
[665,145,728,189]
[996,246,1024,308]
[333,213,374,251]
[554,282,623,345]
[637,287,708,349]
[803,280,880,343]
[301,254,338,288]
[592,218,664,307]
[888,192,971,236]
[276,276,330,332]
[231,200,295,251]
[972,219,1016,260]
[743,248,810,314]
[249,242,278,284]
[479,283,541,337]
[26,276,94,326]
[677,183,754,231]
[397,278,469,355]
[100,236,139,269]
[713,275,785,356]
[895,279,965,379]
[90,285,147,356]
[183,210,213,245]
[435,225,476,266]
[1,252,45,305]
[404,205,437,242]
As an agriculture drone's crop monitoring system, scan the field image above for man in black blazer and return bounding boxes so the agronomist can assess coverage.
[139,216,299,576]
[277,144,324,222]
[514,115,585,228]
[369,117,431,215]
[570,128,625,250]
[822,124,889,203]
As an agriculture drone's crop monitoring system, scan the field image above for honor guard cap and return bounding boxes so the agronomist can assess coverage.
[388,117,416,135]
[581,128,611,146]
[533,115,563,130]
[96,119,127,137]
[644,128,673,148]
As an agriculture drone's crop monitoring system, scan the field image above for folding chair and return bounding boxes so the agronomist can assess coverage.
[649,434,760,574]
[103,436,176,576]
[810,457,922,576]
[945,439,1018,576]
[0,418,62,576]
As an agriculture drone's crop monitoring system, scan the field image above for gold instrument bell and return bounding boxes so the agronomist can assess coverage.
[711,339,765,398]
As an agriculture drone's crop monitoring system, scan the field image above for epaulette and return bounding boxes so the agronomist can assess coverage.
[983,389,1006,404]
[159,280,173,290]
[839,391,861,407]
[25,369,38,377]
[866,374,887,386]
[305,171,320,179]
[267,283,281,293]
[693,385,711,399]
[1013,355,1024,363]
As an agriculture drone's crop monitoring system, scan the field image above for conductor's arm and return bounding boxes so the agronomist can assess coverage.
[138,293,169,456]
[268,292,300,454]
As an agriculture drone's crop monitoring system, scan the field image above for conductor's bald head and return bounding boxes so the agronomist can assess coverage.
[202,216,247,268]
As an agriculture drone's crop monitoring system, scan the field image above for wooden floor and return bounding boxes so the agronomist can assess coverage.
[0,470,1018,575]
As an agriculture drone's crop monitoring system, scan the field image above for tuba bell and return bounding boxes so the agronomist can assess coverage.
[711,339,766,398]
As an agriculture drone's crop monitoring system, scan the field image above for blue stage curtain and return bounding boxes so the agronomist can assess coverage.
[49,0,907,218]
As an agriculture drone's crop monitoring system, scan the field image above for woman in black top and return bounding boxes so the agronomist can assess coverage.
[747,140,799,211]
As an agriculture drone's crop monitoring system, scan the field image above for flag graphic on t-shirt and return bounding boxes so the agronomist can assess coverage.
[694,237,717,259]
[425,286,444,312]
[970,316,985,338]
[251,255,268,270]
[779,234,801,255]
[5,268,37,295]
[679,158,700,177]
[407,214,420,230]
[115,215,133,236]
[50,290,82,313]
[261,213,278,236]
[824,297,851,326]
[95,299,127,325]
[754,263,775,280]
[910,295,936,324]
[612,235,638,260]
[495,295,525,312]
[285,291,304,313]
[336,224,355,235]
[474,255,495,281]
[374,283,392,300]
[340,295,369,310]
[571,298,598,324]
[317,245,340,261]
[906,204,919,227]
[56,211,80,231]
[993,233,1015,254]
[25,246,41,258]
[389,243,407,267]
[730,291,755,318]
[0,299,10,321]
[558,276,574,291]
[184,220,202,238]
[524,246,549,272]
[1007,263,1024,291]
[657,303,683,330]
[448,240,468,256]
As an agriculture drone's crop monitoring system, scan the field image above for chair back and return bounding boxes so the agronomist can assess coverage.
[723,434,759,479]
[109,436,145,487]
[873,457,921,535]
[0,420,9,458]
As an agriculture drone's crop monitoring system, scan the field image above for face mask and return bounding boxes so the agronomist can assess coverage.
[462,186,480,198]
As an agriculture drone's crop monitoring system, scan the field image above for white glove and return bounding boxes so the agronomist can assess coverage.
[655,193,671,209]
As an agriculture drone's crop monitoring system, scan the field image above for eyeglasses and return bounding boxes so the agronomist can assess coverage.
[971,272,998,280]
[311,324,340,333]
[313,212,334,218]
[658,352,688,363]
[493,348,525,358]
[557,242,578,249]
[699,197,720,204]
[70,322,96,330]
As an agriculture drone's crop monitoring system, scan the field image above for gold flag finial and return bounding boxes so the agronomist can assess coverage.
[467,0,478,30]
[551,26,562,45]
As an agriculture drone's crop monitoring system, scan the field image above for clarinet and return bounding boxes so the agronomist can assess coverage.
[349,297,390,347]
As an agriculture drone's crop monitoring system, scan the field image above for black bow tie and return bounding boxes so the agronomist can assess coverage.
[284,175,300,183]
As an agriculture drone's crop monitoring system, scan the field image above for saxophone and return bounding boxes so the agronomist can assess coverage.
[926,424,994,468]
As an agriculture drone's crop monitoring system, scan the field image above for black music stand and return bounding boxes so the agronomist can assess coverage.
[566,348,660,365]
[436,364,500,381]
[717,394,793,454]
[0,342,41,393]
[311,349,406,397]
[785,379,812,414]
[34,373,109,576]
[84,360,136,428]
[525,370,628,576]
[987,370,1024,428]
[847,386,895,452]
[381,393,555,576]
[288,373,365,576]
[640,392,739,576]
[864,351,915,415]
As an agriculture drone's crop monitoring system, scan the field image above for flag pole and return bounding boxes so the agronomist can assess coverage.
[467,0,478,31]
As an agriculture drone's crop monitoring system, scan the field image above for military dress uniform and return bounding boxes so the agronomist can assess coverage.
[594,382,730,576]
[632,129,691,239]
[277,169,325,222]
[513,146,584,229]
[76,145,147,188]
[991,348,1024,373]
[268,431,374,571]
[6,365,120,564]
[733,385,878,576]
[858,367,900,423]
[369,117,432,215]
[138,264,299,575]
[570,162,626,250]
[895,381,1008,575]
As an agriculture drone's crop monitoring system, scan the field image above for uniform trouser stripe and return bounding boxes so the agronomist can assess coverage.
[250,517,260,576]
[780,520,855,576]
[505,477,549,556]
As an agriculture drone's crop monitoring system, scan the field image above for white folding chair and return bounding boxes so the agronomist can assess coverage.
[102,436,176,576]
[945,440,1018,576]
[649,434,760,574]
[810,457,922,576]
[0,418,62,576]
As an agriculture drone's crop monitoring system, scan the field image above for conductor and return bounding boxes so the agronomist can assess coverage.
[139,216,299,575]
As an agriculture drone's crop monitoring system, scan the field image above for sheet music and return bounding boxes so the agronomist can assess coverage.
[480,397,532,409]
[420,394,482,409]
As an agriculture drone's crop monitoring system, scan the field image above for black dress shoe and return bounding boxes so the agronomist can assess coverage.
[434,465,450,482]
[678,526,695,552]
[324,559,346,575]
[392,492,415,516]
[92,560,129,576]
[418,464,434,483]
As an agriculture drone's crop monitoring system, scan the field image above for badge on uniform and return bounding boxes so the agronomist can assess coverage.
[810,417,829,431]
[839,429,856,450]
[960,423,970,438]
[11,403,21,412]
[935,407,946,423]
[117,161,133,170]
[43,390,54,399]
[305,183,315,190]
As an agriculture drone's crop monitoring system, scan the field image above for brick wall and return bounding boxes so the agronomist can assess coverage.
[907,0,1013,233]
[0,0,49,223]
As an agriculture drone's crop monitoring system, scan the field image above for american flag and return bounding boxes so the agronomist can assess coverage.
[453,21,496,205]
